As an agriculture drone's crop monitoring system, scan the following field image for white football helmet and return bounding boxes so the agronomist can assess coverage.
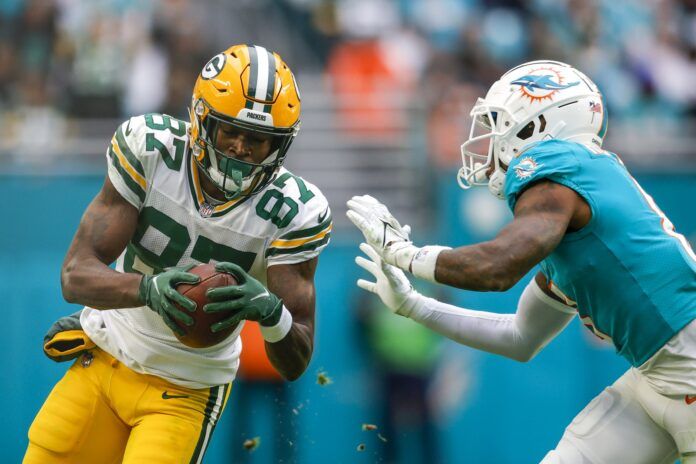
[458,60,608,199]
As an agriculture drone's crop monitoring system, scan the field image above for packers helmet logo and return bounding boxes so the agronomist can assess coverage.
[202,53,226,80]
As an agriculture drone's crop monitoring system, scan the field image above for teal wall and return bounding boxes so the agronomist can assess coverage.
[2,172,695,463]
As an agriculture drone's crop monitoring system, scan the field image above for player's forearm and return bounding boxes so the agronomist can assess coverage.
[410,296,530,361]
[434,241,527,291]
[264,322,313,381]
[422,192,568,291]
[264,260,317,380]
[407,280,575,362]
[61,255,143,309]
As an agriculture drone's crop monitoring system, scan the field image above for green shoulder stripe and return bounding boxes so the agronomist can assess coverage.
[109,147,146,202]
[278,215,332,240]
[115,127,146,177]
[265,234,331,258]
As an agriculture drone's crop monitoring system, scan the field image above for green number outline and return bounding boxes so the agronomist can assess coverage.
[143,114,186,171]
[256,190,299,228]
[144,113,187,137]
[145,133,185,170]
[273,172,315,204]
[254,173,316,227]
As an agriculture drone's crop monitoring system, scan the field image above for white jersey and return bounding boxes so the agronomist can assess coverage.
[81,113,332,389]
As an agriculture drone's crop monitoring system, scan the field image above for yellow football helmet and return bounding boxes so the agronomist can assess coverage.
[189,44,301,199]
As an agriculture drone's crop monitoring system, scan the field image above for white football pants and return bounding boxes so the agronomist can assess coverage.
[541,368,696,464]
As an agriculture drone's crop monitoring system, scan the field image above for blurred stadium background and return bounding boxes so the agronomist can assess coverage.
[1,0,695,462]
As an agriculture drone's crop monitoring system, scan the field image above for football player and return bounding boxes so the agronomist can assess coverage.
[348,61,696,463]
[24,44,331,464]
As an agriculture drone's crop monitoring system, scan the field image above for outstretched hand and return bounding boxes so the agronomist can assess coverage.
[346,195,415,270]
[355,243,419,317]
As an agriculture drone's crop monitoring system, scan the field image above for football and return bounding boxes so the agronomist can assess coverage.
[173,263,239,348]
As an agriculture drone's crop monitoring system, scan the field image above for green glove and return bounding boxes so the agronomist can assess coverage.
[138,266,201,335]
[204,262,283,333]
[43,309,96,362]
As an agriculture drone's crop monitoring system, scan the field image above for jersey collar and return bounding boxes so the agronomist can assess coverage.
[186,151,251,217]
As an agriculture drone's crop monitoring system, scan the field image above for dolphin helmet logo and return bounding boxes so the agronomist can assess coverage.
[510,67,579,102]
[511,75,580,91]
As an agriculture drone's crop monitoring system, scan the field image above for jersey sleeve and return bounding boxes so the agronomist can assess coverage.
[105,115,157,209]
[265,174,332,266]
[504,140,583,212]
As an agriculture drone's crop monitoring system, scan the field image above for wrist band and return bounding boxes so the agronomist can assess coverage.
[410,246,450,283]
[260,306,293,343]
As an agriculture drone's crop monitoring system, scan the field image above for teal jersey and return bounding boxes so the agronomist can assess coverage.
[505,140,696,366]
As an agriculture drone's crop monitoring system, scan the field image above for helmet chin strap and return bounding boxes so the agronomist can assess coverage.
[488,169,506,200]
[472,164,489,183]
[487,137,509,200]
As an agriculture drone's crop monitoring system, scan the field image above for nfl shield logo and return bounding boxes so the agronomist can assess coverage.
[199,203,215,218]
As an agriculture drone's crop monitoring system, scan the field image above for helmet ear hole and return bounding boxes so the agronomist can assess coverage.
[516,120,535,140]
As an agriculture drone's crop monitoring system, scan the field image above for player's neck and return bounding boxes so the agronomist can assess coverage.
[196,165,229,203]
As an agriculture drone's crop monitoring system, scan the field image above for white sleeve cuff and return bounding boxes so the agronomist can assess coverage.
[410,246,450,283]
[260,306,293,343]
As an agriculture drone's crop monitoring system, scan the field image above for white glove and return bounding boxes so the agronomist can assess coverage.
[346,195,418,268]
[347,195,450,282]
[355,243,422,317]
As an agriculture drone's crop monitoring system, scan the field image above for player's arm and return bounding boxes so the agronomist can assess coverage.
[408,271,576,361]
[348,181,587,292]
[356,244,575,362]
[62,175,199,330]
[204,259,318,381]
[434,180,584,291]
[60,176,143,308]
[263,259,317,380]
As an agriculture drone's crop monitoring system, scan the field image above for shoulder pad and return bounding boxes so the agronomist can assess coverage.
[505,140,581,211]
[264,171,332,264]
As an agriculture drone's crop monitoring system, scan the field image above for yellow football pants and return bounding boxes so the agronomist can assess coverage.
[24,348,231,464]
